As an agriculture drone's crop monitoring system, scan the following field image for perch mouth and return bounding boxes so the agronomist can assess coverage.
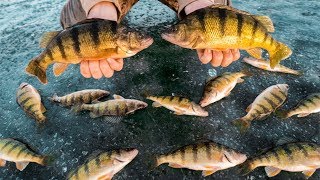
[19,82,29,89]
[141,37,154,49]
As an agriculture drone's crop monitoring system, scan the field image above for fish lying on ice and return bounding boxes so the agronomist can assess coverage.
[16,82,46,124]
[147,96,208,117]
[232,84,289,133]
[162,5,292,68]
[243,57,301,75]
[26,19,153,84]
[67,148,138,180]
[0,138,53,171]
[155,140,247,177]
[49,89,110,107]
[200,71,251,107]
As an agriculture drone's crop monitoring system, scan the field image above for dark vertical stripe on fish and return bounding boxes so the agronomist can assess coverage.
[26,104,36,112]
[204,142,211,160]
[56,36,67,59]
[282,145,293,161]
[220,76,231,83]
[256,104,270,114]
[180,146,186,163]
[90,21,100,47]
[270,38,274,47]
[84,163,89,176]
[218,8,227,36]
[251,20,259,45]
[0,141,13,151]
[192,144,198,163]
[262,33,269,44]
[271,149,280,163]
[195,10,206,31]
[17,91,28,99]
[19,97,32,106]
[7,143,20,154]
[270,92,284,103]
[263,97,277,109]
[236,14,244,37]
[169,96,175,102]
[70,27,81,56]
[46,49,54,60]
[95,155,101,168]
[296,143,308,157]
[278,90,287,98]
[305,99,317,106]
[16,146,28,158]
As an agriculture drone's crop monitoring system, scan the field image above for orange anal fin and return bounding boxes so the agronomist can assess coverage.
[265,166,281,177]
[202,166,220,177]
[302,169,316,179]
[297,113,310,117]
[53,63,69,77]
[168,163,183,168]
[0,159,6,167]
[16,162,30,171]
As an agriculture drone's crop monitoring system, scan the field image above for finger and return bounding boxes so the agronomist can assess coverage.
[80,60,91,78]
[198,49,212,64]
[221,50,234,67]
[99,59,114,78]
[89,60,103,79]
[210,50,223,67]
[231,49,241,61]
[107,58,124,71]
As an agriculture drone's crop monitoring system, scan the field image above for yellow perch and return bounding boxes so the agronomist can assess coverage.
[243,57,301,75]
[26,19,153,84]
[72,94,147,119]
[232,84,288,133]
[0,138,53,171]
[161,5,292,68]
[200,71,250,107]
[49,89,109,107]
[67,148,138,180]
[155,141,247,177]
[147,96,208,117]
[16,82,46,124]
[240,142,320,179]
[277,93,320,118]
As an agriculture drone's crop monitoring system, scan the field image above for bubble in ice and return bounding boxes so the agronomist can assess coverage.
[208,69,217,77]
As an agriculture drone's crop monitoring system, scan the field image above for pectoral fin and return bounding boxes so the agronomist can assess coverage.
[246,48,262,59]
[237,78,244,83]
[265,166,281,177]
[152,102,162,108]
[53,63,69,76]
[168,163,183,168]
[302,169,316,179]
[297,113,310,117]
[39,31,60,48]
[253,16,274,33]
[40,103,46,113]
[202,169,218,177]
[16,162,30,171]
[0,159,6,167]
[97,173,113,180]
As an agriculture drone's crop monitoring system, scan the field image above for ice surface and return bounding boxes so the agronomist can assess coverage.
[0,0,319,179]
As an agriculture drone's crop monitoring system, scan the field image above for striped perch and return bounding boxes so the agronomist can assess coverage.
[0,138,53,171]
[16,82,46,123]
[25,19,153,84]
[232,84,289,133]
[147,96,208,117]
[240,142,320,179]
[72,94,147,120]
[155,141,247,177]
[161,5,292,68]
[200,71,251,107]
[67,148,138,180]
[49,89,110,107]
[277,93,320,118]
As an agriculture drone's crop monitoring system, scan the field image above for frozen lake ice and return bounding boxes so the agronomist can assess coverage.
[0,0,319,179]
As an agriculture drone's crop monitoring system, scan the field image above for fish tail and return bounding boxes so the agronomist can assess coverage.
[146,154,161,172]
[25,55,51,84]
[40,155,55,166]
[48,93,59,102]
[232,117,251,133]
[275,110,290,119]
[71,104,83,113]
[269,42,292,68]
[240,68,253,77]
[239,161,255,176]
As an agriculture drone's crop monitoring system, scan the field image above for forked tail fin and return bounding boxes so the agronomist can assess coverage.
[25,55,50,84]
[40,155,55,166]
[269,42,292,68]
[232,118,251,133]
[275,110,290,119]
[239,161,255,176]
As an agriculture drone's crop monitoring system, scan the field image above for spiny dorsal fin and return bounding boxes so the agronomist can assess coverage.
[246,48,262,59]
[213,5,251,15]
[113,94,125,99]
[39,31,60,48]
[71,18,105,27]
[253,16,275,33]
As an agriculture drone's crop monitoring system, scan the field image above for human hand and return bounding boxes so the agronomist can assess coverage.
[80,2,122,79]
[185,0,240,67]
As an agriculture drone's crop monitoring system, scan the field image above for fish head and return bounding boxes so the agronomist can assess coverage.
[112,148,139,163]
[134,100,148,110]
[191,103,209,117]
[222,150,247,166]
[19,82,30,89]
[116,26,153,56]
[276,84,289,95]
[126,100,148,113]
[199,91,218,107]
[161,16,205,49]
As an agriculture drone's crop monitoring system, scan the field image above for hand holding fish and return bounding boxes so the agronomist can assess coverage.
[80,2,123,79]
[185,1,240,67]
